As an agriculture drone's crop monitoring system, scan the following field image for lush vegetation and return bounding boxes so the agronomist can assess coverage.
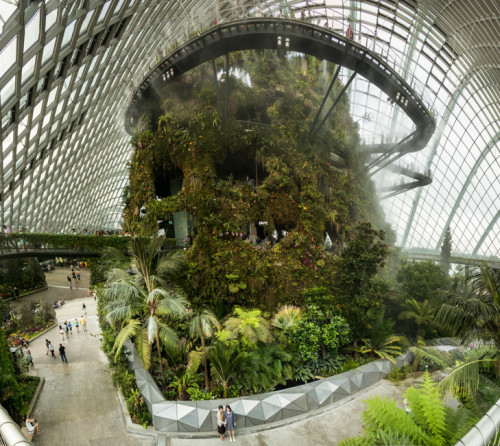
[92,49,499,437]
[339,372,478,446]
[0,328,40,422]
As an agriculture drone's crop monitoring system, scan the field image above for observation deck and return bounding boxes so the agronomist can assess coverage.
[124,17,436,196]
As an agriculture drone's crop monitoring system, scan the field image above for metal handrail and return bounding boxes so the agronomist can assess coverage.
[0,405,33,446]
[455,398,500,446]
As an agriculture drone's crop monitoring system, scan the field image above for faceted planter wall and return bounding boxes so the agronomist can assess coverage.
[124,339,413,432]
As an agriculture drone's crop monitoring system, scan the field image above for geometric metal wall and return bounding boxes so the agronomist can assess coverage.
[1,1,499,255]
[124,339,413,432]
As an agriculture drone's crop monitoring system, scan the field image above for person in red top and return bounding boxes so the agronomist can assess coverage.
[346,22,354,40]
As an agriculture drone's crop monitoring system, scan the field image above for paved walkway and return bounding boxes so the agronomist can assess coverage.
[27,268,153,446]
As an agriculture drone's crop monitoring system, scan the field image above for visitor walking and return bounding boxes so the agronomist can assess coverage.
[217,405,226,440]
[59,325,65,341]
[80,316,87,332]
[225,405,236,442]
[82,303,86,315]
[75,318,79,333]
[59,344,68,363]
[27,350,34,366]
[68,321,73,335]
[67,275,72,289]
[47,341,56,358]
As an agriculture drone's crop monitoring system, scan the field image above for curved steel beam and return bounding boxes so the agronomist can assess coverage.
[435,126,500,250]
[473,209,500,256]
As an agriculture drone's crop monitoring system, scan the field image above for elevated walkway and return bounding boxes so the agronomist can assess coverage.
[404,250,500,268]
[0,234,176,261]
[124,18,435,192]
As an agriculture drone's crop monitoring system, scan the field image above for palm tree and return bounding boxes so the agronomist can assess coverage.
[162,338,201,399]
[434,265,499,401]
[223,307,272,346]
[399,298,437,339]
[208,341,247,397]
[357,334,407,364]
[103,236,187,387]
[271,305,301,332]
[189,307,220,390]
[436,264,500,348]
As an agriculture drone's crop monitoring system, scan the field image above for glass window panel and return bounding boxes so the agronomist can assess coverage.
[79,10,94,35]
[41,38,56,65]
[45,9,58,32]
[21,55,37,85]
[23,10,41,52]
[3,150,13,170]
[97,1,112,25]
[0,36,18,78]
[1,77,16,107]
[61,20,77,49]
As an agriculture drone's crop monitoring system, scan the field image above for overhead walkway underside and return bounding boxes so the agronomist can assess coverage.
[125,18,435,198]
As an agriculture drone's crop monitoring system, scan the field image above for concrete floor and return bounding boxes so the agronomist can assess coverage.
[27,267,153,446]
[23,268,411,446]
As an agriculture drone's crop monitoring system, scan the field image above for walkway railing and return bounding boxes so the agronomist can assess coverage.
[0,233,178,260]
[0,405,32,446]
[455,397,500,446]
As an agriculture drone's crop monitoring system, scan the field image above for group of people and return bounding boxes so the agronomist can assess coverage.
[67,264,81,289]
[59,315,87,340]
[217,405,236,442]
[44,338,67,362]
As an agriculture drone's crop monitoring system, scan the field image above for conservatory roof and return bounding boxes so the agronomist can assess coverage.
[0,0,498,257]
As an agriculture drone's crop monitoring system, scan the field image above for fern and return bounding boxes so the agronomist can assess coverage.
[409,346,452,369]
[443,405,478,444]
[361,395,434,445]
[338,436,370,446]
[405,371,446,444]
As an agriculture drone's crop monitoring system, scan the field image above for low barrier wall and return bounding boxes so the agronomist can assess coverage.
[124,339,413,432]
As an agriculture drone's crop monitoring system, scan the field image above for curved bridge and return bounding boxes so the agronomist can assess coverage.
[125,18,435,176]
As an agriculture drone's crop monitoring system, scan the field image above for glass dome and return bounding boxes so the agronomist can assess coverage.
[0,1,498,257]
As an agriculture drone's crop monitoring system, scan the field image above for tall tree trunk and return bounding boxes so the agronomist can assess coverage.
[200,323,209,390]
[223,380,228,398]
[155,330,166,387]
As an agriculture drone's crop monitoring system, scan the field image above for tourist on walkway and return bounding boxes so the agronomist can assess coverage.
[217,405,226,440]
[59,325,65,341]
[68,321,73,335]
[82,303,87,315]
[225,405,236,442]
[75,319,79,333]
[67,275,73,289]
[24,415,40,435]
[59,344,68,363]
[45,339,50,355]
[80,316,87,332]
[346,22,354,40]
[47,341,56,358]
[27,350,34,366]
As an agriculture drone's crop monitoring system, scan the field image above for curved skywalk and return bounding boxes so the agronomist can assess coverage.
[0,1,498,257]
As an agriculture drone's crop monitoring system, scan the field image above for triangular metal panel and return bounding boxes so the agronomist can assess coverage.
[240,399,260,415]
[246,401,265,421]
[177,405,199,429]
[261,400,283,421]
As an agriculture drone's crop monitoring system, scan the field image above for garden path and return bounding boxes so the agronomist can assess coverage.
[26,267,153,446]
